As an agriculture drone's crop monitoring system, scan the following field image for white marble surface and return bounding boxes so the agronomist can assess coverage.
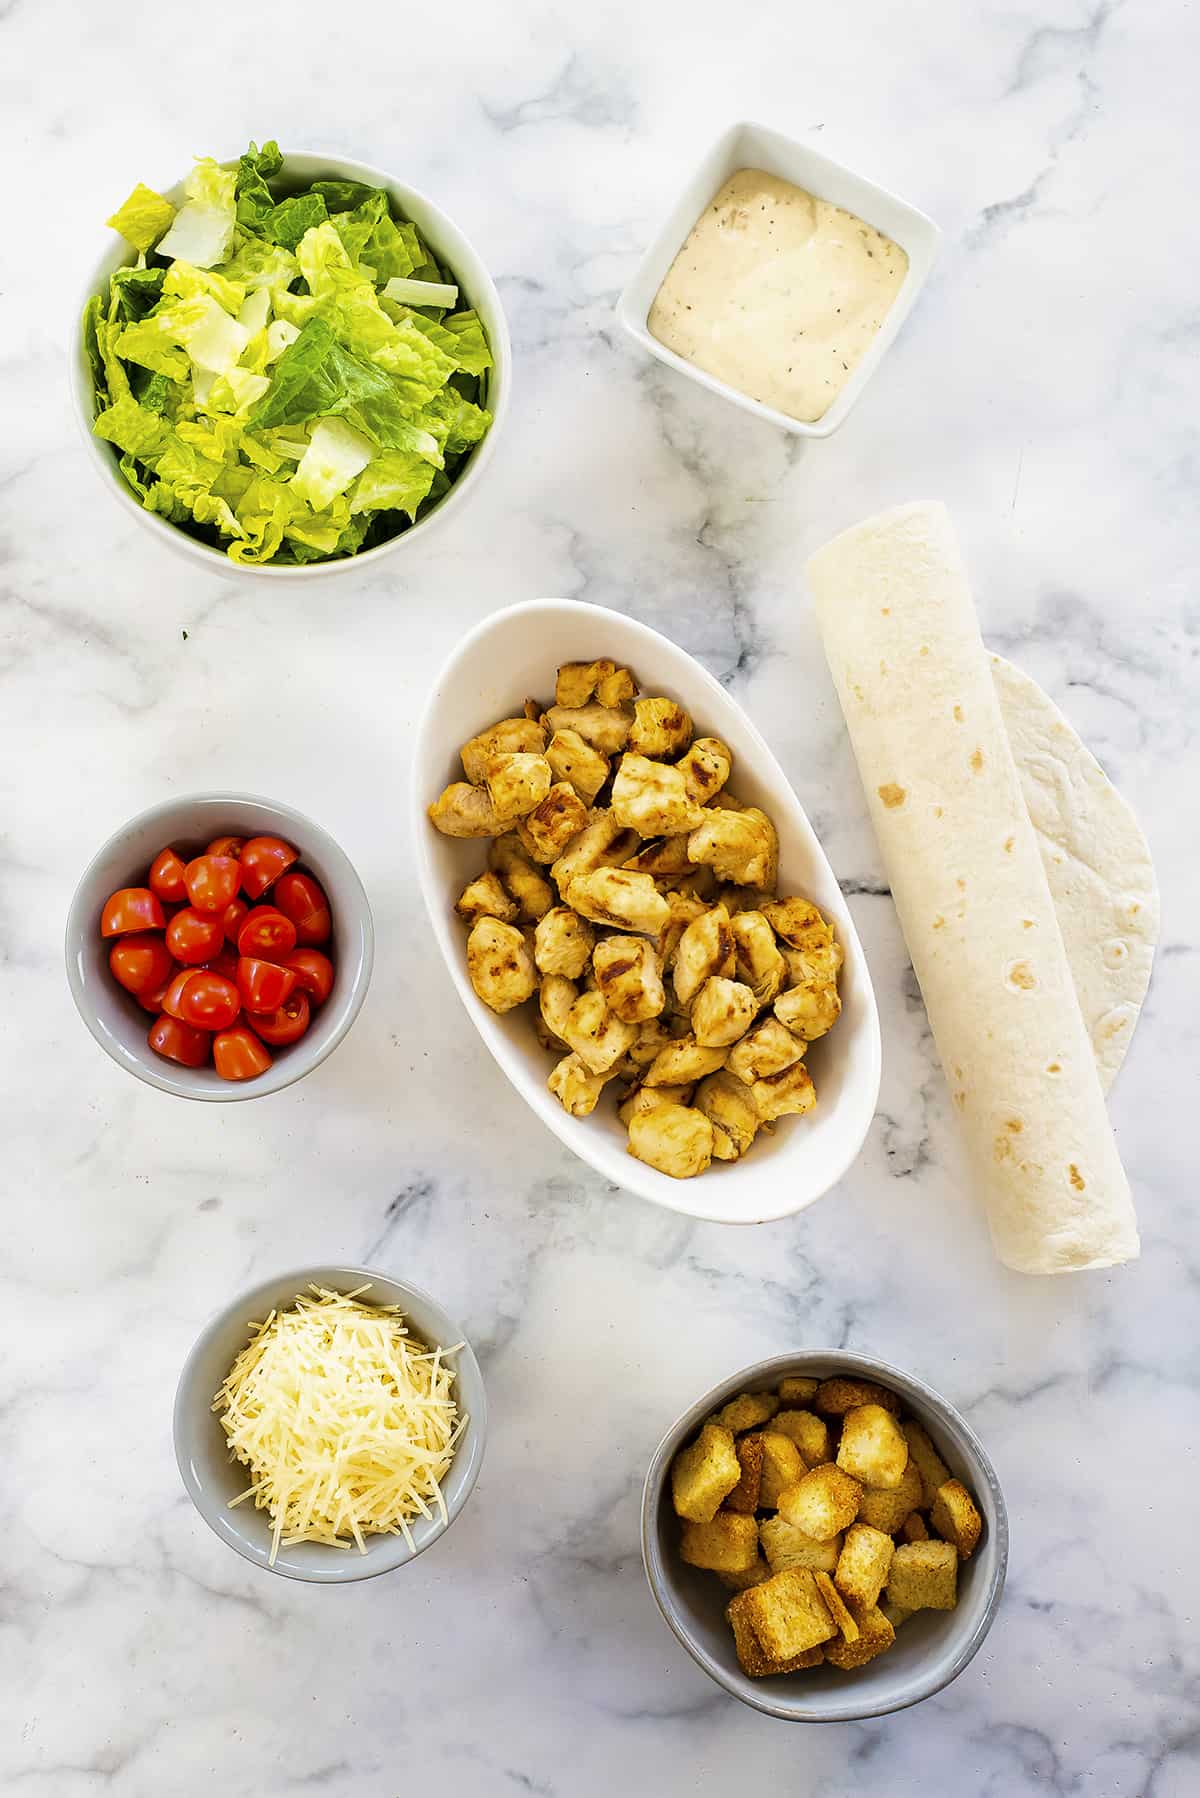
[2,2,1197,1792]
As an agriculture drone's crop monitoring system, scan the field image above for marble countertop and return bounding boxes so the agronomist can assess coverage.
[3,2,1197,1793]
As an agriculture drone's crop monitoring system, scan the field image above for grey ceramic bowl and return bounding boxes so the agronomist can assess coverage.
[642,1351,1008,1722]
[65,792,373,1100]
[174,1264,487,1583]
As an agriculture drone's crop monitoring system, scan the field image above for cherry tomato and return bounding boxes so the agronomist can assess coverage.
[237,906,297,961]
[222,897,249,944]
[202,945,240,983]
[184,854,241,914]
[206,835,245,860]
[176,971,241,1031]
[162,968,203,1020]
[101,887,166,937]
[248,990,311,1046]
[213,1024,272,1081]
[283,948,335,1006]
[108,932,174,997]
[138,977,173,1015]
[239,835,299,900]
[237,955,296,1014]
[166,906,225,966]
[148,848,188,904]
[148,1014,211,1068]
[273,871,332,946]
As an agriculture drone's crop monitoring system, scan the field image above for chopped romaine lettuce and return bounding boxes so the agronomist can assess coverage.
[383,275,458,309]
[107,185,176,252]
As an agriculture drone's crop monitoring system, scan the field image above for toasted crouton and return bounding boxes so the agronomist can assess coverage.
[823,1604,896,1670]
[726,1593,825,1677]
[902,1418,952,1508]
[670,1423,740,1522]
[759,1516,841,1575]
[880,1598,914,1630]
[777,1465,861,1541]
[758,1431,806,1508]
[718,1554,771,1593]
[680,1512,759,1574]
[813,1571,860,1643]
[900,1511,929,1543]
[930,1479,983,1559]
[886,1540,959,1612]
[777,1375,819,1405]
[856,1458,923,1534]
[770,1408,831,1467]
[710,1391,780,1433]
[834,1524,895,1611]
[814,1378,901,1417]
[723,1434,764,1515]
[739,1568,837,1659]
[837,1404,909,1490]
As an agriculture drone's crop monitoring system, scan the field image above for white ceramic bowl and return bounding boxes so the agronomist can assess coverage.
[64,792,373,1100]
[72,149,511,577]
[617,120,940,439]
[412,599,881,1223]
[174,1264,487,1583]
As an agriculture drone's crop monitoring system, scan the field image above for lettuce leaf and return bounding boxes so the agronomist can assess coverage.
[216,236,299,295]
[107,184,176,253]
[110,265,166,322]
[349,449,437,519]
[260,191,327,250]
[250,317,445,451]
[163,260,245,316]
[235,139,284,232]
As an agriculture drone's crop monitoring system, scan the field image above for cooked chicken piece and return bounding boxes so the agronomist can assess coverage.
[750,1058,817,1123]
[483,752,552,821]
[428,782,509,838]
[561,989,636,1075]
[677,736,732,805]
[534,1007,566,1053]
[455,871,520,925]
[687,807,778,886]
[489,833,555,920]
[617,1082,693,1125]
[695,1070,760,1161]
[719,883,777,916]
[542,704,632,755]
[545,729,610,805]
[691,977,758,1048]
[674,865,718,903]
[627,696,693,758]
[727,1016,806,1085]
[548,1052,617,1117]
[731,910,786,1004]
[555,659,638,710]
[595,665,637,708]
[461,717,546,784]
[774,980,842,1043]
[522,697,543,721]
[565,868,671,936]
[707,789,749,811]
[763,897,839,956]
[534,906,595,978]
[626,1016,676,1070]
[673,903,735,1007]
[611,755,707,838]
[466,918,537,1013]
[653,891,710,971]
[540,973,578,1042]
[623,835,692,877]
[643,1035,730,1087]
[627,1102,713,1179]
[550,810,637,892]
[517,782,590,862]
[592,936,665,1023]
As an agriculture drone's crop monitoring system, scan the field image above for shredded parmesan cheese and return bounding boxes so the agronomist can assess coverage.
[213,1285,465,1563]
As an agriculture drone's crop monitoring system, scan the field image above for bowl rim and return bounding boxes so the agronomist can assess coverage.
[410,595,882,1224]
[70,144,512,578]
[615,118,941,440]
[64,789,374,1101]
[641,1350,1009,1721]
[173,1262,487,1583]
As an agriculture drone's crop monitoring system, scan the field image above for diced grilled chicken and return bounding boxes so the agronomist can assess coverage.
[542,703,632,755]
[677,736,732,805]
[673,903,735,1007]
[750,1058,817,1123]
[554,659,638,709]
[617,1082,694,1125]
[428,782,510,838]
[690,976,758,1048]
[548,1052,616,1117]
[622,834,693,877]
[483,752,553,821]
[466,918,537,1013]
[455,871,519,925]
[595,665,637,708]
[642,1034,729,1087]
[773,980,842,1043]
[727,1017,806,1085]
[518,781,590,862]
[653,891,709,971]
[489,833,555,920]
[592,935,666,1023]
[627,1102,713,1178]
[533,905,595,978]
[545,729,610,805]
[565,868,671,936]
[695,1070,760,1161]
[731,910,786,1004]
[550,810,638,892]
[763,896,841,960]
[625,1016,676,1070]
[461,717,546,784]
[718,883,778,916]
[611,754,707,838]
[539,973,578,1042]
[627,697,693,758]
[561,989,636,1075]
[687,806,778,886]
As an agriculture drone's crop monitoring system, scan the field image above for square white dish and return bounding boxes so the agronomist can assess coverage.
[617,120,940,439]
[411,599,881,1225]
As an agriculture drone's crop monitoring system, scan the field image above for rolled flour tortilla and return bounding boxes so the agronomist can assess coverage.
[807,501,1139,1274]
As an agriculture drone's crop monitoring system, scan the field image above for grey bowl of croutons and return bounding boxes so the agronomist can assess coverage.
[641,1352,1007,1721]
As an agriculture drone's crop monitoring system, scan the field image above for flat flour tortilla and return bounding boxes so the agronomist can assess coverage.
[808,501,1140,1275]
[992,656,1158,1092]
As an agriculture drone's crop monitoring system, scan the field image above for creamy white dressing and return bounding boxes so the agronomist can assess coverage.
[648,169,909,423]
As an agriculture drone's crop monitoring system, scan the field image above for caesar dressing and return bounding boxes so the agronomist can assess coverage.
[648,169,909,424]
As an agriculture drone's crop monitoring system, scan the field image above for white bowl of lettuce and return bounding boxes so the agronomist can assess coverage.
[74,142,509,573]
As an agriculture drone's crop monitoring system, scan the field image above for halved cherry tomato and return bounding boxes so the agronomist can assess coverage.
[206,835,245,860]
[239,835,299,900]
[166,906,225,965]
[138,977,173,1014]
[162,968,203,1020]
[108,932,174,997]
[248,990,310,1046]
[237,906,297,961]
[222,897,249,944]
[273,871,331,945]
[283,948,335,1006]
[101,887,166,937]
[148,1014,211,1068]
[213,1024,272,1081]
[176,971,241,1031]
[148,848,188,904]
[184,854,241,914]
[202,945,240,983]
[237,955,296,1014]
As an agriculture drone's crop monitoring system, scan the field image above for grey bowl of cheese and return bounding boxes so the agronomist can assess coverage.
[617,120,940,438]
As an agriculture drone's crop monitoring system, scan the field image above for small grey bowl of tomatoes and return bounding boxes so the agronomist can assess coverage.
[65,794,374,1100]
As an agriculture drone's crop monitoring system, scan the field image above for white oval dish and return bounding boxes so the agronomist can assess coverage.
[411,599,881,1224]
